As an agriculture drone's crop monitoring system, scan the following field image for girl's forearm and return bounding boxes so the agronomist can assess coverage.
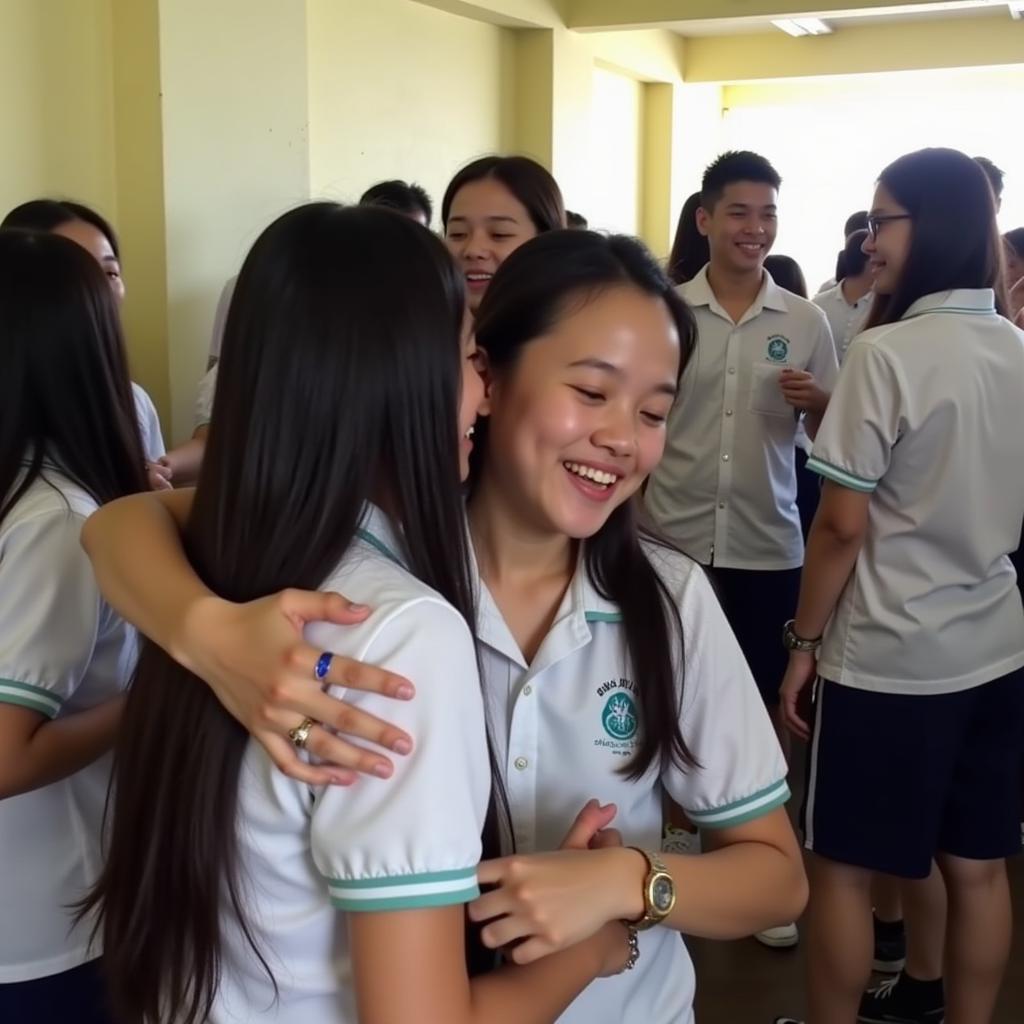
[0,696,125,799]
[81,490,211,671]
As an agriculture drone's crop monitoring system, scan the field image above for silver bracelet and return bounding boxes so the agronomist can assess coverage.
[617,924,641,973]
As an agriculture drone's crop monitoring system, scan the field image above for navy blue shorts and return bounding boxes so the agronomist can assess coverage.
[0,958,114,1024]
[705,565,800,707]
[801,669,1024,879]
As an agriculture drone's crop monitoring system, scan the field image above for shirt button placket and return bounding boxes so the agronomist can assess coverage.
[715,330,741,563]
[508,673,539,852]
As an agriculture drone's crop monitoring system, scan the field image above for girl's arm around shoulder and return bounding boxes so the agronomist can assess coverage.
[81,487,415,785]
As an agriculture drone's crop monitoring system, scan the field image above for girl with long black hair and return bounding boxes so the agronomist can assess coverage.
[84,204,631,1024]
[1,199,169,487]
[0,230,148,1022]
[83,225,807,1023]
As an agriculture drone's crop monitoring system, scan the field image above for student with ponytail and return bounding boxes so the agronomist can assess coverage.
[775,148,1024,1024]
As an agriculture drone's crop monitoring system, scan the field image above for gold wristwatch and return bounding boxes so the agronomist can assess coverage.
[626,848,676,930]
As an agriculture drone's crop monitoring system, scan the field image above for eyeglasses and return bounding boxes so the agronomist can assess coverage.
[867,214,912,239]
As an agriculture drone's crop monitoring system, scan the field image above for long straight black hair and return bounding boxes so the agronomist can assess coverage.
[0,230,146,525]
[83,204,478,1024]
[471,230,699,778]
[866,148,1007,329]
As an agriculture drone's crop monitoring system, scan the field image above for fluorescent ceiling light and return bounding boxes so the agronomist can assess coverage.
[771,17,833,36]
[1010,2,1024,19]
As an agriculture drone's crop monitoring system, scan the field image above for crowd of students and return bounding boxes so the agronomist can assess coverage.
[0,143,1021,1024]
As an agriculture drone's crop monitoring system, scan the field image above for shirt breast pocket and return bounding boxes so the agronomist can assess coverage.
[748,361,793,419]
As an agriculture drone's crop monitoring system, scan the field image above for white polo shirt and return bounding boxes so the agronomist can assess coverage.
[808,289,1024,694]
[194,365,218,429]
[212,506,490,1024]
[813,282,872,363]
[0,473,137,982]
[646,267,839,569]
[475,541,789,1024]
[132,381,166,461]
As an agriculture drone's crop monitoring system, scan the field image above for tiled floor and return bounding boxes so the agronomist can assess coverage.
[689,856,1023,1022]
[688,740,1024,1022]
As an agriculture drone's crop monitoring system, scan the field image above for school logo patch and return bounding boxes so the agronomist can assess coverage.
[766,335,789,362]
[602,693,638,741]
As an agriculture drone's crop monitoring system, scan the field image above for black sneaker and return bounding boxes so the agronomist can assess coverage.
[872,915,906,973]
[858,972,944,1023]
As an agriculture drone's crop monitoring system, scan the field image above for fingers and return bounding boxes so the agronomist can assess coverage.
[589,828,623,850]
[259,732,357,787]
[781,688,810,741]
[508,936,560,966]
[146,462,174,491]
[301,722,397,779]
[277,588,375,628]
[560,799,617,850]
[467,885,511,925]
[266,688,411,756]
[279,641,414,702]
[335,655,415,701]
[480,915,539,953]
[475,856,515,889]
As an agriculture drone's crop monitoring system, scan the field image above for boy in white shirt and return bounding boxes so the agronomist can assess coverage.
[647,151,837,730]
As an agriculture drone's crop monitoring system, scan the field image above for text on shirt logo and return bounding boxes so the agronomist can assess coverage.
[595,677,638,752]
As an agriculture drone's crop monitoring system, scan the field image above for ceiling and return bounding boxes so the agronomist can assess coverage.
[664,1,1015,37]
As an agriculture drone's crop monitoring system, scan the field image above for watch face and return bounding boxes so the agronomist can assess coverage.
[651,874,674,913]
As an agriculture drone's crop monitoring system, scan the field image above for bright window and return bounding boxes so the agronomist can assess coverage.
[722,66,1024,292]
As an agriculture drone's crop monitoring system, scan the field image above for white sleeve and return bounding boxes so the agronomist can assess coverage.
[807,339,903,493]
[193,366,218,429]
[131,382,166,460]
[806,307,839,391]
[0,511,101,718]
[662,567,789,830]
[308,599,490,912]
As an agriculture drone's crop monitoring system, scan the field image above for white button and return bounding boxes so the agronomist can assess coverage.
[514,757,528,770]
[728,367,736,375]
[725,409,734,416]
[722,454,730,462]
[523,684,532,696]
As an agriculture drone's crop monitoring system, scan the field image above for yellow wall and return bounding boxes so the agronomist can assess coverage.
[0,0,116,219]
[110,0,169,418]
[308,0,514,222]
[157,0,311,440]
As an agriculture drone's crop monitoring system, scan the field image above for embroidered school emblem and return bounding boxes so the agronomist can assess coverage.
[602,693,638,741]
[766,335,790,362]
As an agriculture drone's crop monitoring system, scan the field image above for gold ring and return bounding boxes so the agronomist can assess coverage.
[288,716,317,750]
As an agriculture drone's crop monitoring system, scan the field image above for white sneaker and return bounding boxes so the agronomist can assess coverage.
[756,922,799,949]
[662,826,701,855]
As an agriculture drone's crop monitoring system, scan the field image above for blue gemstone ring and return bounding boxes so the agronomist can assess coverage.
[314,652,334,683]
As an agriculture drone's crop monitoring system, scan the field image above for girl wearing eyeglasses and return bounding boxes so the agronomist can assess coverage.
[773,148,1024,1024]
